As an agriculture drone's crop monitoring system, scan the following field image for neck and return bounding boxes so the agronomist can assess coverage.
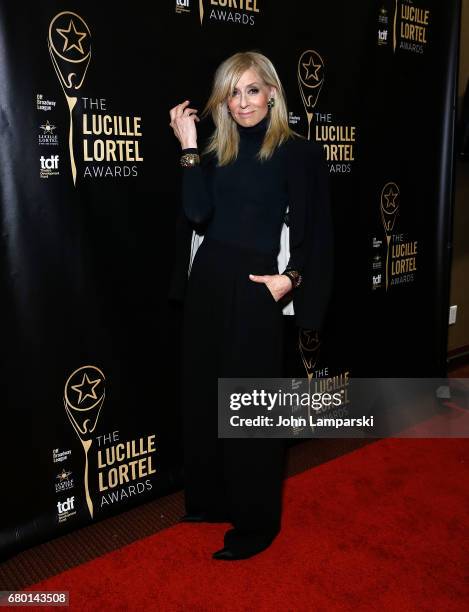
[236,114,269,136]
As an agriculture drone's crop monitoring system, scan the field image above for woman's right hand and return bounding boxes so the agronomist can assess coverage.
[169,100,200,150]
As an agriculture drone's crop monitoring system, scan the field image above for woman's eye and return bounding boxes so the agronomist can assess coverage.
[249,88,259,94]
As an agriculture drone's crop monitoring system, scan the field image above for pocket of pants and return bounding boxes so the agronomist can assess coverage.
[262,282,278,304]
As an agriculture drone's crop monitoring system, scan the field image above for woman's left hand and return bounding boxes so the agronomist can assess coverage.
[249,273,292,302]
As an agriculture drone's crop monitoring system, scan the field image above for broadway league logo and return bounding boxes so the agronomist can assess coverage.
[64,365,105,519]
[380,181,400,290]
[48,11,92,186]
[297,50,325,140]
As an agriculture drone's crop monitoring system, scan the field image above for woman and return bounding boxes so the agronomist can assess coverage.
[169,51,333,560]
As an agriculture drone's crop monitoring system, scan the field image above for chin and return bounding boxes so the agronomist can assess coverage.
[237,113,258,124]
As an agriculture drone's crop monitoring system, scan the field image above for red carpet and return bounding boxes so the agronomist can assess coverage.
[28,438,469,611]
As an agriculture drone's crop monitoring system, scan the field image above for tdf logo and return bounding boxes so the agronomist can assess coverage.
[40,154,59,170]
[57,496,75,514]
[175,0,190,14]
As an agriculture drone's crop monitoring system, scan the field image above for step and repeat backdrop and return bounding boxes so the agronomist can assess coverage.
[0,0,459,557]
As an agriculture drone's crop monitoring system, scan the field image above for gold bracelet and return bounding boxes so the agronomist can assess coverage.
[180,153,200,167]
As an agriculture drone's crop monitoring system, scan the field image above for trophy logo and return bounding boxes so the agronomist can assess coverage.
[48,12,92,186]
[298,329,321,381]
[299,330,321,431]
[393,0,399,53]
[199,0,204,25]
[64,365,105,519]
[297,50,325,140]
[380,181,400,290]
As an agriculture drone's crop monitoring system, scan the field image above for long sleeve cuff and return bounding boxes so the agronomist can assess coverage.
[281,268,302,290]
[181,148,214,225]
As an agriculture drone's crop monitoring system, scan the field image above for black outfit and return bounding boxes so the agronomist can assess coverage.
[182,116,289,255]
[172,115,333,557]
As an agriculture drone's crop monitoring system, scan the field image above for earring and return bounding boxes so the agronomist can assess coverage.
[267,97,275,109]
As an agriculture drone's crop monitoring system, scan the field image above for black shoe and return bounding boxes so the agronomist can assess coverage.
[179,513,203,523]
[212,547,238,560]
[179,512,229,523]
[213,528,278,560]
[212,545,269,561]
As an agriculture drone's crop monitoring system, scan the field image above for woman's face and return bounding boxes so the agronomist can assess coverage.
[227,67,274,128]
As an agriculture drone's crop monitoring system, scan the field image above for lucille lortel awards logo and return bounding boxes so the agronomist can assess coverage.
[379,182,418,290]
[175,0,260,26]
[64,365,157,517]
[64,365,105,518]
[392,0,431,55]
[47,11,144,185]
[296,50,357,175]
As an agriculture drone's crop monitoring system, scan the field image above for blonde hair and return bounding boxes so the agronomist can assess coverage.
[201,51,299,166]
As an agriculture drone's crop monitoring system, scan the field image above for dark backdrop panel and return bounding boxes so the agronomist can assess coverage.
[0,0,459,558]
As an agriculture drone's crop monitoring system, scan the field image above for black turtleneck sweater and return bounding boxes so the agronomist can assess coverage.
[181,116,289,257]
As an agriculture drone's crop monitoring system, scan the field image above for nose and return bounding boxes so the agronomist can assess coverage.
[240,91,248,108]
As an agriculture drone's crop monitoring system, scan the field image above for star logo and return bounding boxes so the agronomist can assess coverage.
[57,469,72,482]
[380,181,400,238]
[383,186,399,211]
[302,55,322,82]
[40,120,56,134]
[56,19,87,55]
[71,373,102,404]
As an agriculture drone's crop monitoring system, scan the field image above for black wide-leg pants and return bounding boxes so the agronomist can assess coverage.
[181,236,286,548]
